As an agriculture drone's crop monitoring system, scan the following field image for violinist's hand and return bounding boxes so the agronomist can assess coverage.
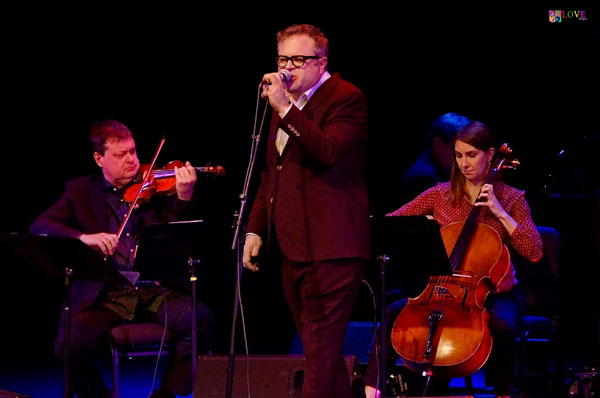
[174,161,197,201]
[242,234,262,272]
[260,72,290,113]
[79,233,119,256]
[475,183,517,235]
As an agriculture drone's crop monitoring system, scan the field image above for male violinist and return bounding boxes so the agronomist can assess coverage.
[30,120,216,398]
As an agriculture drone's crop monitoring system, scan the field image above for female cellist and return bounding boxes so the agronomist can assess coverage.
[364,121,543,398]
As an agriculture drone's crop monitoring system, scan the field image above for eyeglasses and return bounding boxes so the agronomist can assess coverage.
[276,55,321,68]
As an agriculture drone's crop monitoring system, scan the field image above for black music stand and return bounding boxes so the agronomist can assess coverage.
[132,219,211,396]
[1,232,131,398]
[371,216,452,395]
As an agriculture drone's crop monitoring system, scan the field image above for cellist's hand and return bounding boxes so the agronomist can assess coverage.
[365,385,382,398]
[475,184,507,218]
[174,161,197,201]
[79,232,119,256]
[495,265,518,293]
[475,183,517,235]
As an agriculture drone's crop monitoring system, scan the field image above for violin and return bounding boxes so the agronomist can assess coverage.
[113,136,225,242]
[391,143,519,380]
[123,160,225,205]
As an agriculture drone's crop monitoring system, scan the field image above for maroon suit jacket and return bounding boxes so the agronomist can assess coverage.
[247,73,371,262]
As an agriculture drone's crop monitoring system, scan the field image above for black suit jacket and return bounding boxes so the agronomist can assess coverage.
[30,173,191,314]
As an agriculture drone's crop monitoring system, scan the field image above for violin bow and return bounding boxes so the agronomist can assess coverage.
[116,136,166,239]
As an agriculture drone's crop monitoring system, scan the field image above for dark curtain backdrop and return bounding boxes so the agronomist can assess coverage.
[2,5,598,225]
[1,4,598,367]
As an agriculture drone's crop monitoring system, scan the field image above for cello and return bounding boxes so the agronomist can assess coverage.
[390,143,519,380]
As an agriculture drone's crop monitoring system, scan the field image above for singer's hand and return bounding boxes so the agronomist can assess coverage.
[242,234,262,272]
[79,232,119,256]
[261,72,290,113]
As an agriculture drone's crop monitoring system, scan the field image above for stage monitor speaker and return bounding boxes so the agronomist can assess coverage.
[289,321,376,365]
[193,354,359,398]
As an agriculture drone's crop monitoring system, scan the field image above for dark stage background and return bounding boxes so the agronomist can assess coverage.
[1,3,598,377]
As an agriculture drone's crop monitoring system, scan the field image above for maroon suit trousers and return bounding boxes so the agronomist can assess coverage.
[281,254,366,398]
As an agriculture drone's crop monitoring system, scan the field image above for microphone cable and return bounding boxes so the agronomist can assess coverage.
[238,82,271,398]
[361,278,381,397]
[147,281,169,398]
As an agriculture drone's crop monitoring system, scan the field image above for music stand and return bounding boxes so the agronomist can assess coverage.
[132,219,210,394]
[371,216,452,395]
[0,232,131,398]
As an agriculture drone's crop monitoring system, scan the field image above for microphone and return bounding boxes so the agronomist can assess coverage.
[263,70,291,87]
[279,69,292,82]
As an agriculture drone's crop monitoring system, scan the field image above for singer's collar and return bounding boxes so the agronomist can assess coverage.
[289,71,331,108]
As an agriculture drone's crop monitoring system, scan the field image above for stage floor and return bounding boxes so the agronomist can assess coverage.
[0,357,508,398]
[0,356,192,398]
[0,336,561,398]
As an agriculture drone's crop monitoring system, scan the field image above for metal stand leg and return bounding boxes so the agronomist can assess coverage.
[188,257,200,396]
[63,267,73,398]
[377,255,389,396]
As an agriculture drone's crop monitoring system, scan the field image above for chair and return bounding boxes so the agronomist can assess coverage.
[108,323,175,398]
[515,226,561,396]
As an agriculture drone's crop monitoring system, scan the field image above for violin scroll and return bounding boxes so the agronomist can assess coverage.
[197,165,226,176]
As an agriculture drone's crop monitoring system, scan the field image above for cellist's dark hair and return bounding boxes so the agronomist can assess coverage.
[450,121,497,203]
[89,120,133,155]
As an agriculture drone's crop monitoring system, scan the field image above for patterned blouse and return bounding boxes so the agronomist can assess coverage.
[387,182,543,289]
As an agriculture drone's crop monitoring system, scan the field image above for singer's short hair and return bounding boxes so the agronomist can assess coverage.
[89,120,133,155]
[277,24,329,58]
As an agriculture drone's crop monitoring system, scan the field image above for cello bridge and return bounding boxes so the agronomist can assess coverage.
[433,285,455,298]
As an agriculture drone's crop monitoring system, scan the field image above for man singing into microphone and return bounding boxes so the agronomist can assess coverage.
[243,24,370,398]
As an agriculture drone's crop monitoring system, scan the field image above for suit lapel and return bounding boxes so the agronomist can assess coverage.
[276,73,341,158]
[301,73,340,118]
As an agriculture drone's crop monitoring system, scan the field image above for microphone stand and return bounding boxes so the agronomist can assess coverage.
[226,86,269,398]
[63,266,73,398]
[377,254,389,397]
